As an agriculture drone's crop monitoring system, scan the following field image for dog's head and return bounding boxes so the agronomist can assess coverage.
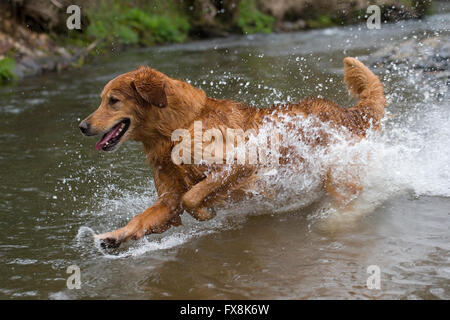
[79,66,177,152]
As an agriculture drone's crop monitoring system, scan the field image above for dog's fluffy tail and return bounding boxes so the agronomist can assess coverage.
[343,57,386,124]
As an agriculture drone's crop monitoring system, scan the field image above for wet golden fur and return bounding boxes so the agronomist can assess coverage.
[80,57,385,248]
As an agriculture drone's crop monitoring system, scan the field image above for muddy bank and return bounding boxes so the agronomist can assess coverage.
[0,0,434,82]
[0,2,95,81]
[0,14,95,79]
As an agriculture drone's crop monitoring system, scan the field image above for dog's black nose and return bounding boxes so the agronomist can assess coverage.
[79,120,90,135]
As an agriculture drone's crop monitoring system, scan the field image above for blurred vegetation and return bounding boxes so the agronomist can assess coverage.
[306,14,335,29]
[68,0,190,48]
[237,0,274,34]
[0,57,17,84]
[298,0,433,30]
[3,0,435,47]
[401,0,434,16]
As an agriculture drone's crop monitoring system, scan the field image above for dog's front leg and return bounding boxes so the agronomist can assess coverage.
[95,197,182,248]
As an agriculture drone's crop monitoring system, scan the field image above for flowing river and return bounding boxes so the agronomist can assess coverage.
[0,12,449,299]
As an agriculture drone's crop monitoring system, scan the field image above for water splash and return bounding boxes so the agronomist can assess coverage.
[70,49,449,257]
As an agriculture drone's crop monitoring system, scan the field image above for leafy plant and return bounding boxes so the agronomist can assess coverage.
[306,14,336,29]
[84,1,190,47]
[0,57,17,83]
[121,8,189,45]
[237,0,274,35]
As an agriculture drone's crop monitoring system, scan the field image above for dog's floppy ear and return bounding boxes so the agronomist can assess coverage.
[131,67,167,108]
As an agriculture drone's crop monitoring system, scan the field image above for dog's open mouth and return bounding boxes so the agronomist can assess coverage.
[95,118,130,152]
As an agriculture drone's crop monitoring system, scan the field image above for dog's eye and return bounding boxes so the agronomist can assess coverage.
[109,97,119,105]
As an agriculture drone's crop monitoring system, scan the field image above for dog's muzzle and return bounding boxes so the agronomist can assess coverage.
[79,120,95,136]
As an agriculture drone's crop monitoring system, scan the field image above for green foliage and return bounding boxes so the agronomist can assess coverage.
[84,0,190,46]
[399,0,433,16]
[0,57,16,83]
[121,8,189,45]
[306,14,336,29]
[237,0,274,35]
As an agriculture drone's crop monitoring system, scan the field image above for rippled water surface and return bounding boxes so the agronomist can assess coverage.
[0,13,449,299]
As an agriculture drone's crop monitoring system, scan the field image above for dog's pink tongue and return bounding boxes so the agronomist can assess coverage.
[95,124,120,151]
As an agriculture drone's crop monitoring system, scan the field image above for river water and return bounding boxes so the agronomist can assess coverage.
[0,12,449,299]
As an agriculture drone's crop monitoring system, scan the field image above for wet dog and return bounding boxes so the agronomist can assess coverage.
[79,57,385,248]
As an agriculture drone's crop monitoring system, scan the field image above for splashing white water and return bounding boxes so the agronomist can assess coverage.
[76,97,448,257]
[74,57,450,257]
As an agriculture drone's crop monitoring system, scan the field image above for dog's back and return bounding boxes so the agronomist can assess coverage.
[258,57,386,137]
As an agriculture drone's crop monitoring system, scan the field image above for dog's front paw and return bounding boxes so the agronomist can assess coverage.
[94,224,146,249]
[94,228,132,249]
[94,232,123,249]
[97,236,121,249]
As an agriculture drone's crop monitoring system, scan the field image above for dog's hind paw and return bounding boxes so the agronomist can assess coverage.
[188,207,216,221]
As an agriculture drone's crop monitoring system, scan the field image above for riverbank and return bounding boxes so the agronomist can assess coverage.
[0,0,434,84]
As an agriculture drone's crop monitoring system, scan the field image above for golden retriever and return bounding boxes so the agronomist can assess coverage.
[79,57,385,248]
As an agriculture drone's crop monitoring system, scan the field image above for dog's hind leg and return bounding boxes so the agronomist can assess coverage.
[324,169,362,210]
[320,168,370,231]
[181,165,254,215]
